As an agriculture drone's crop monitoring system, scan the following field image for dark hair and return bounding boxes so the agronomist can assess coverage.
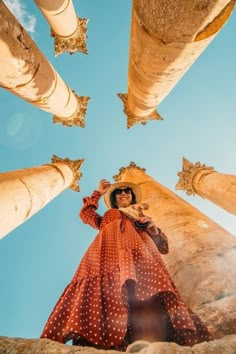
[110,188,136,209]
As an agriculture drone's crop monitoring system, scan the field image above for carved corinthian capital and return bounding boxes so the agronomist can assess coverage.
[113,161,146,181]
[53,94,90,127]
[117,93,163,128]
[51,155,84,192]
[52,17,88,56]
[176,157,214,195]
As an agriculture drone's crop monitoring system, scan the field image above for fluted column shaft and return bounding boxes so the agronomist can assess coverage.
[114,163,236,310]
[34,0,88,55]
[0,157,83,239]
[119,0,234,127]
[0,1,89,127]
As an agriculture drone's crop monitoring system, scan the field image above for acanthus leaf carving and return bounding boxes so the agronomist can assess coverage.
[175,157,215,196]
[117,93,163,128]
[113,161,146,181]
[53,94,90,127]
[51,155,84,192]
[51,17,88,56]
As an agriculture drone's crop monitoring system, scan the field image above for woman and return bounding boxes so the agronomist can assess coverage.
[41,179,212,350]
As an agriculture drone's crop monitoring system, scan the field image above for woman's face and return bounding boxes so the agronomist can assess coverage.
[114,187,133,208]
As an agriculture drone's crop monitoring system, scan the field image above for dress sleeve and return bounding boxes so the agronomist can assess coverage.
[79,190,103,230]
[150,228,169,254]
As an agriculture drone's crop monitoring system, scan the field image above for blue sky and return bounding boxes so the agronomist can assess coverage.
[0,0,235,340]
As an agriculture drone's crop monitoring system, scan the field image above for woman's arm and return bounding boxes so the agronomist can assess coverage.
[149,227,169,254]
[79,190,103,229]
[137,216,169,254]
[79,179,111,230]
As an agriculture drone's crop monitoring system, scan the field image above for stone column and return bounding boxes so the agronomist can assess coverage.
[0,1,89,127]
[0,155,83,239]
[113,162,236,311]
[118,0,235,128]
[176,157,236,216]
[34,0,88,56]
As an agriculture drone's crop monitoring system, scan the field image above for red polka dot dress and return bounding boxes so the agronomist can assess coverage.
[41,190,212,350]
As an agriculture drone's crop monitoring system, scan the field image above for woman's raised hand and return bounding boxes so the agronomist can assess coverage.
[137,216,159,236]
[98,179,111,195]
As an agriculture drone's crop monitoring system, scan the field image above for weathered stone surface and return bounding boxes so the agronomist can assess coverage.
[195,295,236,339]
[1,335,236,354]
[0,336,120,354]
[139,335,236,353]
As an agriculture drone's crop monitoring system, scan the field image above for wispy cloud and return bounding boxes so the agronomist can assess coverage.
[3,0,36,33]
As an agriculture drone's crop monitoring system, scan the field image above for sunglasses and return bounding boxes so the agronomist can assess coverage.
[114,187,132,195]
